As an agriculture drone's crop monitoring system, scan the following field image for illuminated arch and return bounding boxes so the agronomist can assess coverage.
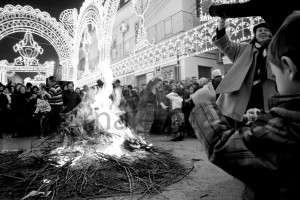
[73,0,104,82]
[0,5,74,80]
[74,0,120,87]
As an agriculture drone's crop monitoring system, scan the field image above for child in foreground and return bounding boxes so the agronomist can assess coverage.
[33,91,51,138]
[189,11,300,200]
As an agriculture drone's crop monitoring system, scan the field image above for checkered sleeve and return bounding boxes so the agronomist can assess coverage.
[189,102,278,184]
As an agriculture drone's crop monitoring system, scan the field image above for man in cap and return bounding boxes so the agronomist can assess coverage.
[211,69,222,91]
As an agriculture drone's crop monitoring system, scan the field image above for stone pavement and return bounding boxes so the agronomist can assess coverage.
[0,135,244,200]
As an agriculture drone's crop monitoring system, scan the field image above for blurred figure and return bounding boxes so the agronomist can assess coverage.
[0,85,9,138]
[166,88,186,141]
[63,83,81,113]
[13,85,30,137]
[211,69,223,99]
[63,85,68,94]
[115,79,121,88]
[82,85,89,97]
[198,77,209,88]
[135,77,162,139]
[33,90,51,138]
[43,76,63,133]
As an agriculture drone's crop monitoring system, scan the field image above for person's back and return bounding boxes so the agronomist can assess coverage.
[189,11,300,200]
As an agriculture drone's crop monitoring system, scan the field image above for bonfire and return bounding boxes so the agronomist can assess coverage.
[0,71,191,200]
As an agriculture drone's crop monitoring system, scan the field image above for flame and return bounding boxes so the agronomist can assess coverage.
[91,66,133,158]
[50,64,150,167]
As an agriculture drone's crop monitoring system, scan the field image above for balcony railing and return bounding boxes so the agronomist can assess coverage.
[111,11,200,62]
[110,16,263,78]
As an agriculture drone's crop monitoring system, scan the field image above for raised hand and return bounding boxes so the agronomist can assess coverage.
[218,18,227,30]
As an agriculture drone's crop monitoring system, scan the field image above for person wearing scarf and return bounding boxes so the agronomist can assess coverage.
[213,20,277,125]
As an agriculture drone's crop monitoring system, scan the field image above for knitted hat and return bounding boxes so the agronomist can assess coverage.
[212,69,221,78]
[253,23,269,34]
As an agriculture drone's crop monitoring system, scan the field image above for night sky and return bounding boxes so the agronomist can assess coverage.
[0,0,85,79]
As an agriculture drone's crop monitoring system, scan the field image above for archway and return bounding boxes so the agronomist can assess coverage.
[74,0,120,87]
[0,5,74,80]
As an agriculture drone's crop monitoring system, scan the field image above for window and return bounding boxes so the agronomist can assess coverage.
[165,18,172,36]
[198,65,211,79]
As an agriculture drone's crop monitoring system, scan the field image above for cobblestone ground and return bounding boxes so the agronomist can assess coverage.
[0,134,244,200]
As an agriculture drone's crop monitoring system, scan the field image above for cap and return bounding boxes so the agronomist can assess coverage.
[212,69,221,78]
[253,23,269,34]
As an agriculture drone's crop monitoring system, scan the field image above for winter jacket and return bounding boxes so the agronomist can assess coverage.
[45,83,63,107]
[189,93,300,200]
[34,99,51,114]
[63,90,81,112]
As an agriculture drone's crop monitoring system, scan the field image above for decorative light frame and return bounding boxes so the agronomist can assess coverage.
[0,59,54,77]
[111,16,263,79]
[74,0,121,87]
[13,30,44,66]
[0,0,259,85]
[0,5,73,80]
[131,0,152,53]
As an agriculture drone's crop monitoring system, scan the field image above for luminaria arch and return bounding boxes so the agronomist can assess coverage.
[74,0,120,87]
[0,5,74,80]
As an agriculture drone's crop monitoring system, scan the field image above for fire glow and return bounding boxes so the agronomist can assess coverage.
[49,66,151,167]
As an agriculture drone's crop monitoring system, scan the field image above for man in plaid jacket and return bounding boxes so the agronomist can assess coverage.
[189,11,300,200]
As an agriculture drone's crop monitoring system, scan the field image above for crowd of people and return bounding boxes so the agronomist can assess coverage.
[0,76,83,138]
[0,71,222,141]
[1,0,300,198]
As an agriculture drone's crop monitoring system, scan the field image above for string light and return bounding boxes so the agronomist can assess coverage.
[0,0,257,86]
[74,0,120,87]
[131,0,152,54]
[0,4,73,81]
[0,31,54,84]
[110,15,263,78]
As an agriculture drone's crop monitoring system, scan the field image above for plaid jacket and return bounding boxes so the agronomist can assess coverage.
[189,94,300,200]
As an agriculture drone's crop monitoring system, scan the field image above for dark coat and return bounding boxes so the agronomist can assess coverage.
[63,90,81,112]
[208,0,300,35]
[212,76,222,90]
[135,90,157,134]
[0,94,8,111]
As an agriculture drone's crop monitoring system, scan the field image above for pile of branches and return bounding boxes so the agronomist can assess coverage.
[0,94,192,199]
[0,144,192,200]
